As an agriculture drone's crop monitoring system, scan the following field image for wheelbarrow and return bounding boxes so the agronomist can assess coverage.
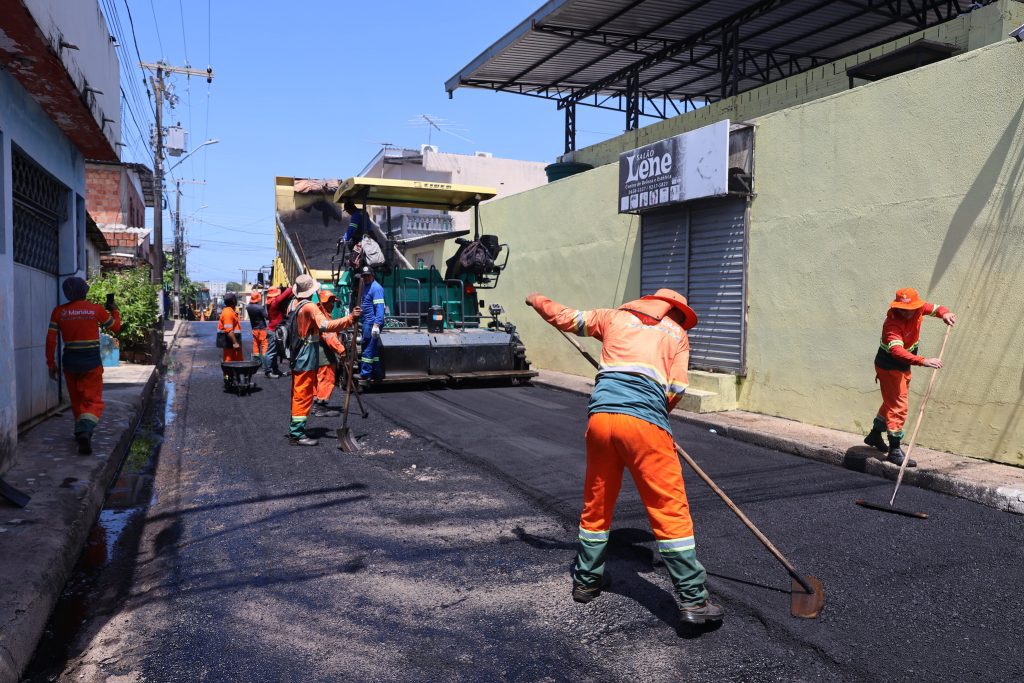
[222,361,261,395]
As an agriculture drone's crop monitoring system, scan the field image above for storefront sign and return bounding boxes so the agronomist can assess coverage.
[618,119,730,213]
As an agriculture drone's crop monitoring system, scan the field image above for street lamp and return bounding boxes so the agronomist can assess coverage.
[167,138,219,174]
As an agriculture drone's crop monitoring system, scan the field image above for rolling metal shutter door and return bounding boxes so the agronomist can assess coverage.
[686,198,747,374]
[640,208,688,296]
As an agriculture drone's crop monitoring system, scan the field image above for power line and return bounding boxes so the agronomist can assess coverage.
[148,0,165,56]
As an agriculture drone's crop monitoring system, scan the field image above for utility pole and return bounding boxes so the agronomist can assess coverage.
[140,61,214,297]
[172,179,205,319]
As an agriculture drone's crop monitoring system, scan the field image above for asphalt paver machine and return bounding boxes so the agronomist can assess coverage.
[330,177,536,386]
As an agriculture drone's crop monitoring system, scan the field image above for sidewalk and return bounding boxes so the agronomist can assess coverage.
[0,320,181,682]
[533,369,1024,516]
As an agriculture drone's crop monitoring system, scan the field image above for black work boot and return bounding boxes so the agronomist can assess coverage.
[571,573,611,604]
[864,429,888,452]
[312,407,340,418]
[679,599,725,624]
[886,434,916,468]
[75,433,93,455]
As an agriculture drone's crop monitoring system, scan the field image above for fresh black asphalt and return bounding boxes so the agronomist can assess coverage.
[33,322,1024,682]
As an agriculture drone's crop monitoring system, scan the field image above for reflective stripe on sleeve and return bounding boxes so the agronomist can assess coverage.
[575,310,587,337]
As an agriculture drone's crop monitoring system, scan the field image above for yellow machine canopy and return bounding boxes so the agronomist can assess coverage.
[333,177,497,212]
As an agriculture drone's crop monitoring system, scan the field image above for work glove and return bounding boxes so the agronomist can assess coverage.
[48,367,59,381]
[525,292,540,308]
[371,324,380,339]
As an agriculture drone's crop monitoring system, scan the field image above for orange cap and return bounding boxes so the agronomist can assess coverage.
[318,289,337,303]
[890,287,924,310]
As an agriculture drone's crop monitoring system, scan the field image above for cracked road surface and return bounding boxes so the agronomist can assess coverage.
[35,322,1024,682]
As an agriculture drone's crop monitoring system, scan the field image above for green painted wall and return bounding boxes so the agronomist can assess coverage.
[477,7,1024,466]
[479,163,640,377]
[745,38,1024,467]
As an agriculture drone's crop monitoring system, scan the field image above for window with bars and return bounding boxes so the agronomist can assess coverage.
[12,149,67,274]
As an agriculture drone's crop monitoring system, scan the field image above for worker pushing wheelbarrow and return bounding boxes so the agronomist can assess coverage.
[218,292,262,395]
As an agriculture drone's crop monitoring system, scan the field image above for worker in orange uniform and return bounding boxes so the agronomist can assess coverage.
[312,289,346,417]
[288,275,359,446]
[45,277,121,454]
[246,290,269,367]
[525,288,724,625]
[864,287,955,467]
[219,292,244,363]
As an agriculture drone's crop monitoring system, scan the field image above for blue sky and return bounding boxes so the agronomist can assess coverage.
[108,1,628,284]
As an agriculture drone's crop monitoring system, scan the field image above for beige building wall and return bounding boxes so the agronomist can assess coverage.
[745,37,1024,467]
[479,11,1024,466]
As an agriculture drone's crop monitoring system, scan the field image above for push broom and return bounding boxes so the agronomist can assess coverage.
[559,330,825,619]
[855,324,952,519]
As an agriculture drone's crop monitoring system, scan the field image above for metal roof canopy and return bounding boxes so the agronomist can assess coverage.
[333,178,498,211]
[446,0,973,152]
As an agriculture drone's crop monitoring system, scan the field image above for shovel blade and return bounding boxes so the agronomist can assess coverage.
[790,575,825,619]
[336,427,359,452]
[0,478,31,508]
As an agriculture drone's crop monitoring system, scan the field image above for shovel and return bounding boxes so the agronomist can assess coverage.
[337,278,364,451]
[559,329,825,619]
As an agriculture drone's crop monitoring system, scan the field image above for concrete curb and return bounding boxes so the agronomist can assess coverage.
[532,371,1024,516]
[0,356,167,682]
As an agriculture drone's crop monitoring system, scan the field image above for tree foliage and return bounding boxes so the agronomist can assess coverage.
[226,281,243,292]
[163,255,199,305]
[87,267,159,351]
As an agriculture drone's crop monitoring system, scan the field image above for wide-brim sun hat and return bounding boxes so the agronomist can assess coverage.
[640,288,698,330]
[249,291,262,303]
[294,274,317,299]
[890,287,925,310]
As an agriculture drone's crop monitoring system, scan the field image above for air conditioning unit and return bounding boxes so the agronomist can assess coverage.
[474,151,493,158]
[420,144,438,155]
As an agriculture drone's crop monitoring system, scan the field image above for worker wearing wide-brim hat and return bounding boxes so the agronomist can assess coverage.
[525,287,724,626]
[287,275,360,446]
[864,287,956,467]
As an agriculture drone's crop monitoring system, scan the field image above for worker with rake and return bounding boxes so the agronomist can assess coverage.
[864,287,956,467]
[287,275,359,446]
[526,288,724,625]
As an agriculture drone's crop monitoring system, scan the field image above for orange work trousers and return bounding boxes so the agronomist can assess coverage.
[223,344,244,362]
[316,364,337,402]
[875,366,912,435]
[65,366,104,431]
[252,329,268,359]
[289,369,317,439]
[582,412,694,543]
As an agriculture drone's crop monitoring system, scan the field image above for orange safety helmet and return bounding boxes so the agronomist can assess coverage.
[889,287,925,310]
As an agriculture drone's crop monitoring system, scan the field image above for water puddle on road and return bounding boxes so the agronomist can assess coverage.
[21,376,170,682]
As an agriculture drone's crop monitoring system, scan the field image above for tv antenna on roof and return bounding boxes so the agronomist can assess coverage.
[408,114,474,146]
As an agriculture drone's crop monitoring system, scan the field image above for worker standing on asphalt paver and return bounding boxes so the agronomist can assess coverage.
[864,287,956,467]
[45,276,121,455]
[358,266,386,382]
[266,285,293,378]
[246,290,269,368]
[288,275,360,446]
[313,289,345,416]
[526,288,725,625]
[218,292,244,363]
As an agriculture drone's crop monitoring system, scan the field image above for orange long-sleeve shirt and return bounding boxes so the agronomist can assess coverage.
[47,301,121,372]
[875,302,949,370]
[533,295,689,432]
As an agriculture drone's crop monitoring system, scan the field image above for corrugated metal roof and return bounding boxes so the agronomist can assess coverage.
[446,0,972,113]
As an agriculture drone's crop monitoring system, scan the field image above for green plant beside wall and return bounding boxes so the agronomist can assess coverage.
[87,267,160,352]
